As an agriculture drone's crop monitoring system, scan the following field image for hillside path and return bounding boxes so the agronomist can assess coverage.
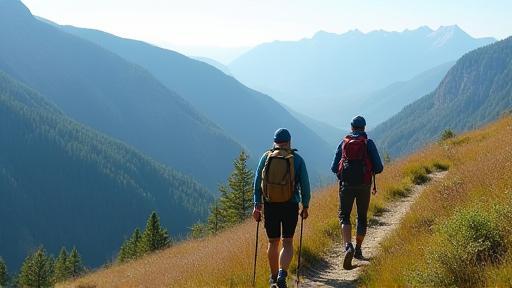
[299,171,447,287]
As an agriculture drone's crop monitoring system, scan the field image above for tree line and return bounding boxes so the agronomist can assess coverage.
[0,246,84,287]
[0,151,253,287]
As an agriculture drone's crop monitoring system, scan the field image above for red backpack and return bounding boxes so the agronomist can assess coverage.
[337,134,373,185]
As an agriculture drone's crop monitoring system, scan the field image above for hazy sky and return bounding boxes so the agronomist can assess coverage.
[22,0,512,62]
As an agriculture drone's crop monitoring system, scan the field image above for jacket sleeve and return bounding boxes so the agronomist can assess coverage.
[330,142,343,174]
[298,156,311,208]
[253,153,267,206]
[367,139,384,174]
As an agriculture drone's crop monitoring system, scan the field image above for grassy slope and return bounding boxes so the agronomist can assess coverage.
[361,115,512,287]
[63,124,461,287]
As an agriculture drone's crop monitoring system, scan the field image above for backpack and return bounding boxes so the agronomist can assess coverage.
[337,134,373,185]
[261,148,295,203]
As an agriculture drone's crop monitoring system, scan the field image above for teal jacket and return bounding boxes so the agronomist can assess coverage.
[253,150,311,208]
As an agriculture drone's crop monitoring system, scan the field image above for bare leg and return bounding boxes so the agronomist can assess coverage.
[268,238,280,277]
[279,238,294,270]
[342,224,352,246]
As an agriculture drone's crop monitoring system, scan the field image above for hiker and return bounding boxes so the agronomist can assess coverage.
[331,116,383,269]
[252,128,311,288]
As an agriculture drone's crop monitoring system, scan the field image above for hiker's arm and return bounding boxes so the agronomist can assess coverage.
[368,140,384,174]
[299,157,311,209]
[253,154,267,206]
[330,142,342,174]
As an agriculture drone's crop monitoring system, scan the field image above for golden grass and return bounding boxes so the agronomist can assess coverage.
[361,116,512,287]
[62,120,463,288]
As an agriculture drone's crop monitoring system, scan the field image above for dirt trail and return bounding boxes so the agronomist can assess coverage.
[299,171,447,288]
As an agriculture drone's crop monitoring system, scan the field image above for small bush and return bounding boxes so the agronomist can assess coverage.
[440,129,456,141]
[414,207,506,287]
[386,184,411,199]
[432,161,450,171]
[404,164,431,185]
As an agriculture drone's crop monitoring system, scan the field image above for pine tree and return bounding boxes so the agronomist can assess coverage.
[140,212,170,254]
[0,257,8,287]
[118,228,142,262]
[219,151,254,223]
[18,247,54,288]
[190,222,207,239]
[67,247,84,278]
[205,151,254,233]
[53,247,70,283]
[206,200,227,234]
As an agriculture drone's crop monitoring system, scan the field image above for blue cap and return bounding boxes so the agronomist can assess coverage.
[351,116,366,128]
[274,128,291,143]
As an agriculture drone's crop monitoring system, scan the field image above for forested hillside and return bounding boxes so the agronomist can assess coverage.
[0,0,242,191]
[58,24,333,183]
[357,61,454,128]
[0,71,212,269]
[373,37,512,156]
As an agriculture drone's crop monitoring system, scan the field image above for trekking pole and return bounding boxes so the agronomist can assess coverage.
[296,215,304,287]
[372,173,377,195]
[252,220,260,287]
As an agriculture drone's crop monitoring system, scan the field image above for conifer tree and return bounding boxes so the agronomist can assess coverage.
[0,257,8,287]
[220,151,254,223]
[140,212,170,253]
[118,228,142,262]
[18,247,54,288]
[190,222,207,239]
[67,247,84,278]
[206,200,226,234]
[206,151,254,233]
[53,247,70,283]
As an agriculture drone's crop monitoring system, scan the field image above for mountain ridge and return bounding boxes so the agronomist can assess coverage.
[372,36,512,156]
[0,0,243,190]
[229,25,495,124]
[0,70,213,269]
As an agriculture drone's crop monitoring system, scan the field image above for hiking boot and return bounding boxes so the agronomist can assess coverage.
[269,274,278,288]
[354,247,363,260]
[276,269,288,288]
[343,243,355,269]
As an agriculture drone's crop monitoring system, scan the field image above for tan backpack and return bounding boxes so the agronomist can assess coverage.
[261,148,295,203]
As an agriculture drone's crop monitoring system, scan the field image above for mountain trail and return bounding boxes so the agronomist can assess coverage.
[299,171,448,287]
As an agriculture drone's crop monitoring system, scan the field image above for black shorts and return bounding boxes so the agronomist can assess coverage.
[263,202,299,239]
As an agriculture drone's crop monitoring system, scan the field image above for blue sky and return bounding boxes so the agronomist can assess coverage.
[22,0,512,61]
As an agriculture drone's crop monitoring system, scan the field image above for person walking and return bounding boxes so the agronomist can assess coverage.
[252,128,311,288]
[331,116,383,269]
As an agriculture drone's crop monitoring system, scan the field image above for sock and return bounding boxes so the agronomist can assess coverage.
[355,243,361,250]
[277,269,287,280]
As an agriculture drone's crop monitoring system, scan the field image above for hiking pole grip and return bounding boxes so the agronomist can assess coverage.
[252,221,260,287]
[296,215,304,287]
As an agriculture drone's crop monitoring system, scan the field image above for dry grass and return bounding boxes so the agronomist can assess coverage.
[62,120,461,288]
[360,116,512,287]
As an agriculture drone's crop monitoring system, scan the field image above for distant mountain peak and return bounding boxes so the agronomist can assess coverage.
[312,30,340,39]
[0,0,33,20]
[431,25,468,37]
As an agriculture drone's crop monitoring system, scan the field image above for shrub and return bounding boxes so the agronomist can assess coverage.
[440,129,456,141]
[414,207,506,287]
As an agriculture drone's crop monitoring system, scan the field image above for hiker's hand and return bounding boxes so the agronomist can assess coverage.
[252,205,262,222]
[300,208,309,219]
[372,187,378,196]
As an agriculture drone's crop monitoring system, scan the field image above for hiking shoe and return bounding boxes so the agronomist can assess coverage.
[269,274,278,288]
[343,243,355,270]
[276,269,288,288]
[354,247,363,260]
